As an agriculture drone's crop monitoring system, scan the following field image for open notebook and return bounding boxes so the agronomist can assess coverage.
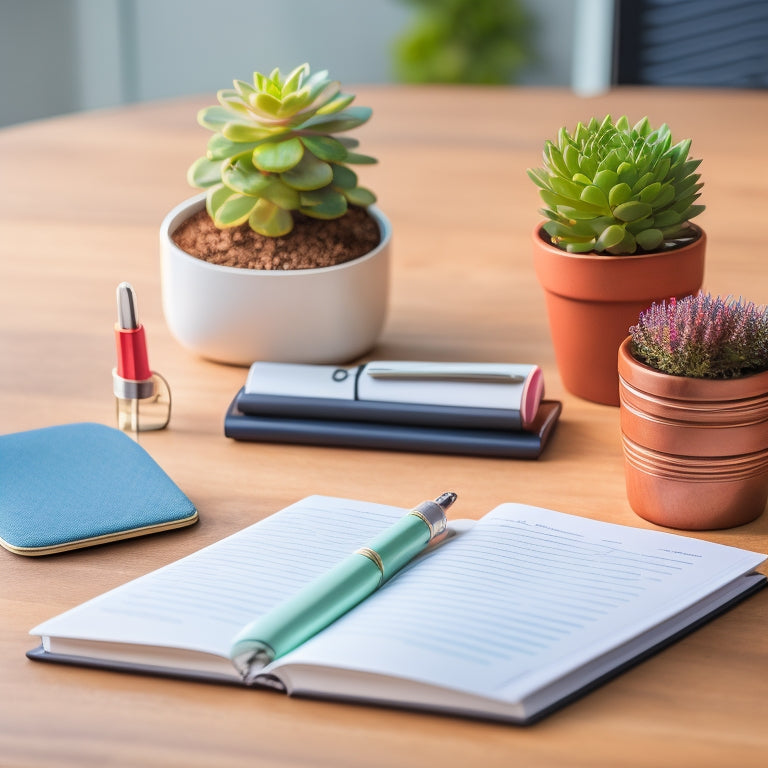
[29,496,766,724]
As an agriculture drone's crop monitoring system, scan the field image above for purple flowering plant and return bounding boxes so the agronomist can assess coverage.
[629,292,768,378]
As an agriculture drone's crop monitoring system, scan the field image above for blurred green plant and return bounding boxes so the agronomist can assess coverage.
[393,0,532,85]
[188,63,376,237]
[528,115,705,255]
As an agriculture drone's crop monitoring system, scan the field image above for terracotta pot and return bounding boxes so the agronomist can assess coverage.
[160,194,391,366]
[618,337,768,530]
[532,224,706,406]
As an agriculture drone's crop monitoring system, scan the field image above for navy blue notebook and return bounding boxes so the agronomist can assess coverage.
[224,389,561,459]
[0,423,198,556]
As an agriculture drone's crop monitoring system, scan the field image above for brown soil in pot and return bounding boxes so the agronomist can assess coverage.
[172,206,381,271]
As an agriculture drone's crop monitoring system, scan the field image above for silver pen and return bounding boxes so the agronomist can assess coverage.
[365,368,526,383]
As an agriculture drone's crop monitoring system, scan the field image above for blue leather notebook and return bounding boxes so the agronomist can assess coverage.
[224,389,561,459]
[0,423,198,556]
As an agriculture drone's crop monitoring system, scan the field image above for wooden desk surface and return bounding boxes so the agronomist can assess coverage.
[1,87,766,767]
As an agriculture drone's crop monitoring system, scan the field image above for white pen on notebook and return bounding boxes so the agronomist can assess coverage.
[241,361,545,429]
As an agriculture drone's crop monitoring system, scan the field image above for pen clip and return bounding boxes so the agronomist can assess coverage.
[365,368,525,384]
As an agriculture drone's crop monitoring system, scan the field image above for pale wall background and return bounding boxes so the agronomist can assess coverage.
[0,0,581,128]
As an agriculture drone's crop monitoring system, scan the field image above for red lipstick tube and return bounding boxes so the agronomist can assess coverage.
[112,282,171,434]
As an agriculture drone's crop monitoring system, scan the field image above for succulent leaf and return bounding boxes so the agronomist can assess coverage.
[207,134,264,161]
[188,157,223,188]
[526,168,548,189]
[566,240,598,253]
[213,193,259,228]
[199,105,237,130]
[559,205,604,221]
[254,92,283,116]
[680,204,705,221]
[221,121,278,143]
[301,106,373,134]
[221,158,273,196]
[187,63,376,236]
[343,186,376,207]
[652,184,676,209]
[249,199,294,237]
[331,164,358,189]
[580,185,609,209]
[233,79,258,101]
[300,135,348,163]
[278,89,312,117]
[539,189,576,210]
[595,224,626,251]
[654,209,683,228]
[206,183,232,217]
[280,151,333,190]
[638,182,661,203]
[282,64,307,95]
[529,115,704,254]
[316,93,355,116]
[635,228,664,250]
[608,182,632,207]
[550,176,583,199]
[300,188,348,219]
[614,201,652,222]
[593,169,619,194]
[343,152,378,165]
[631,172,655,194]
[252,138,304,173]
[544,144,570,177]
[612,230,637,254]
[562,144,582,175]
[261,179,301,210]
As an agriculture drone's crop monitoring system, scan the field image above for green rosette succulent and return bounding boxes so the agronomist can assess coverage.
[527,115,704,255]
[188,63,377,237]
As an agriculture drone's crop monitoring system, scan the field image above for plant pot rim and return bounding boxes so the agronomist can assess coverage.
[160,192,392,278]
[532,221,706,303]
[618,336,768,400]
[532,221,705,263]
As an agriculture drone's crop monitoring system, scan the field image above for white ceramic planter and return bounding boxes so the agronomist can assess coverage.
[160,194,391,366]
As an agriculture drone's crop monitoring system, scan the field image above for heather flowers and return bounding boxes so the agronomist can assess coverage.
[630,293,768,378]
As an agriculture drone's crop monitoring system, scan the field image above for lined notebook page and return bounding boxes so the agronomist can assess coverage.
[283,503,765,700]
[31,496,407,656]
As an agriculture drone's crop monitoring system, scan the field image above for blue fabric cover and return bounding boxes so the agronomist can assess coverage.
[0,423,197,552]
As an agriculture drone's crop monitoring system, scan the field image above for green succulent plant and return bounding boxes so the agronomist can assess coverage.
[527,115,704,255]
[188,63,377,237]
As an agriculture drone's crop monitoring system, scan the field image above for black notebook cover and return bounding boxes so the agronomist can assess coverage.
[224,389,561,459]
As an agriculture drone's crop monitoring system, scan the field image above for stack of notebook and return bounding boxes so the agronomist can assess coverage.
[224,361,561,458]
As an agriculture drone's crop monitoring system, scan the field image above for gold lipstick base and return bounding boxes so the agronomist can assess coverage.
[114,371,171,435]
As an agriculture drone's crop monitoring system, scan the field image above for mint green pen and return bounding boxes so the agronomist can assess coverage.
[230,492,457,682]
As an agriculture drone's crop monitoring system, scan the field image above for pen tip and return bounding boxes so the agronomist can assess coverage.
[435,491,457,510]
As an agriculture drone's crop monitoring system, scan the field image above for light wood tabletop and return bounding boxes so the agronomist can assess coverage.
[1,86,766,767]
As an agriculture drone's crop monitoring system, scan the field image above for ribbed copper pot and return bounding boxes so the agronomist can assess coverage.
[532,224,705,407]
[618,337,768,530]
